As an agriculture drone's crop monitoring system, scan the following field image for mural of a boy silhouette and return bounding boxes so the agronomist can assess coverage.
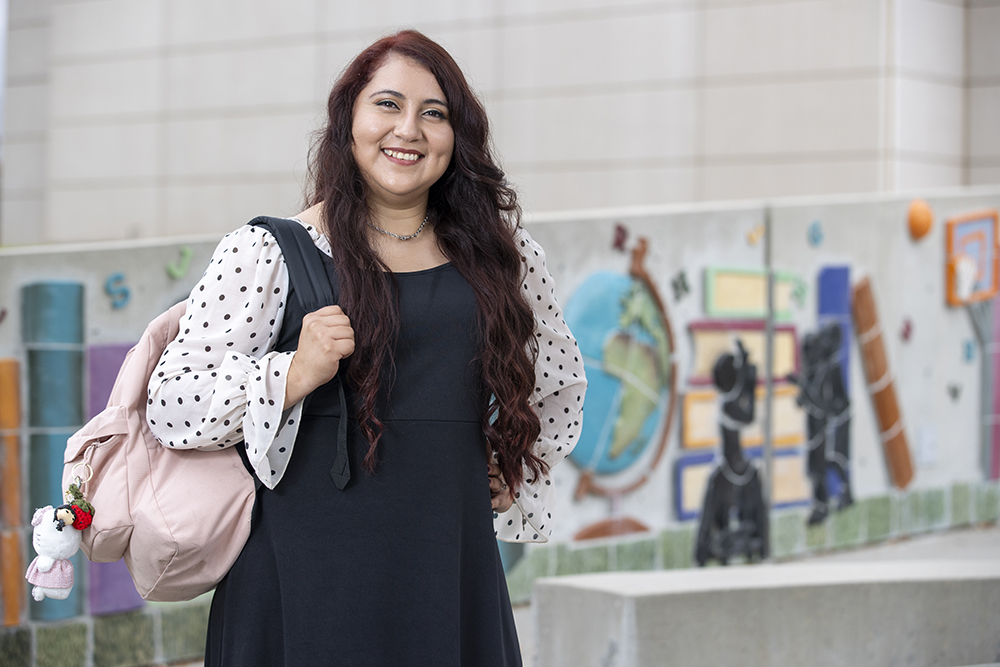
[789,322,852,525]
[695,340,769,566]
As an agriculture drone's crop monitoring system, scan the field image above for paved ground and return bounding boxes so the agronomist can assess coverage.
[170,523,1000,666]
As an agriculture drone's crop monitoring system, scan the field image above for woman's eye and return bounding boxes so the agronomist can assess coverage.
[376,100,399,109]
[424,109,447,120]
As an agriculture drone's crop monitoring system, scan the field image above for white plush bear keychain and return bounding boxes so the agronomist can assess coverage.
[25,474,95,602]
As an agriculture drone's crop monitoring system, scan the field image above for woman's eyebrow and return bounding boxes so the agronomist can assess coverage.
[369,89,448,107]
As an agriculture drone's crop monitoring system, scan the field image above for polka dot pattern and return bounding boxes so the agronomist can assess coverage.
[147,220,330,489]
[494,227,588,545]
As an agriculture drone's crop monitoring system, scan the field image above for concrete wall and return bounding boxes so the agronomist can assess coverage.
[3,0,998,245]
[534,562,1000,667]
[969,0,1000,186]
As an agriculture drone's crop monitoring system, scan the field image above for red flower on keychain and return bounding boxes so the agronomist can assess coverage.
[55,484,94,531]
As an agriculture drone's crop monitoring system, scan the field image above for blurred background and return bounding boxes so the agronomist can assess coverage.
[0,0,996,244]
[1,1,1000,666]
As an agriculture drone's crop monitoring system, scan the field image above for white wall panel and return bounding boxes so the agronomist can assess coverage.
[0,198,46,245]
[166,0,315,46]
[705,0,881,77]
[3,141,47,190]
[164,113,315,177]
[49,123,158,181]
[51,0,160,59]
[896,160,963,189]
[46,186,157,242]
[7,26,50,79]
[324,0,497,32]
[897,0,965,79]
[166,44,317,112]
[496,88,698,165]
[703,78,880,157]
[970,86,1000,159]
[970,5,1000,80]
[4,83,50,135]
[8,0,51,26]
[699,159,881,200]
[51,59,161,119]
[897,78,964,158]
[513,165,697,212]
[500,10,700,90]
[163,181,306,236]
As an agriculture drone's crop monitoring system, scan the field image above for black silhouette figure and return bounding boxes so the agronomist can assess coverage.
[788,322,852,525]
[695,340,769,566]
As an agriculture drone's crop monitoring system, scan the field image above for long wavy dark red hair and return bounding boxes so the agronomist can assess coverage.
[305,30,544,491]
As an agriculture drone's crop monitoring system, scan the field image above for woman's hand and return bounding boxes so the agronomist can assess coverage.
[283,305,355,409]
[488,462,514,513]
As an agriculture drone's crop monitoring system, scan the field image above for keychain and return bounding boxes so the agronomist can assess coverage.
[25,465,95,602]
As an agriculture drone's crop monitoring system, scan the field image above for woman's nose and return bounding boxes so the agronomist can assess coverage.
[393,111,421,141]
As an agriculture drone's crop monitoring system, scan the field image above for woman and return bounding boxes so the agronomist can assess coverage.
[147,30,585,666]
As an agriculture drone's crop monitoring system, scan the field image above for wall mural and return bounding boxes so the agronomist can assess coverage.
[2,198,1000,628]
[562,237,677,540]
[694,341,769,566]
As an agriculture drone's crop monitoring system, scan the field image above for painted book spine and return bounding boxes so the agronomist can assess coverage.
[22,282,85,620]
[852,277,914,489]
[0,359,24,626]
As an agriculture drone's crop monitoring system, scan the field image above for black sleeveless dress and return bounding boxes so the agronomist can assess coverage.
[205,261,522,666]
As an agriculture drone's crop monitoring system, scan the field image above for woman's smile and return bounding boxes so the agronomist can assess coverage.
[381,148,424,163]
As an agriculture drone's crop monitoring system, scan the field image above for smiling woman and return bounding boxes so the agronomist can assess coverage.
[146,30,586,667]
[350,56,455,217]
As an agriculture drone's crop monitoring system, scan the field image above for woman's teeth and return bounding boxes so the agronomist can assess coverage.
[382,149,421,161]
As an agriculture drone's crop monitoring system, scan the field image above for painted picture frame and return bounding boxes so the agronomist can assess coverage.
[946,209,1000,307]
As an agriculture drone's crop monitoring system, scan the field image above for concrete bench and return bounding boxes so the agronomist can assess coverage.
[534,561,1000,667]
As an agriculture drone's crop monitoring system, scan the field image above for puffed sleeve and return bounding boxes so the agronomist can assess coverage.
[494,227,587,543]
[146,223,307,490]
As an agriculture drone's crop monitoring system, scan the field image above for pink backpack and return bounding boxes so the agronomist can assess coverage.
[61,217,332,602]
[62,300,255,601]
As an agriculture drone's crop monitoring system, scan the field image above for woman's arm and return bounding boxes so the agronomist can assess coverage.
[494,227,587,543]
[146,223,310,489]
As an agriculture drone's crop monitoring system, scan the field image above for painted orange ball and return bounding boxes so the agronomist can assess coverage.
[908,199,933,240]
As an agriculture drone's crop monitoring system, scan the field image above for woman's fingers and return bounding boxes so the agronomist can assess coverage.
[487,463,514,512]
[491,486,514,513]
[284,306,355,408]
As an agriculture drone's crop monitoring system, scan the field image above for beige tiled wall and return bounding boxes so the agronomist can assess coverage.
[2,0,997,244]
[2,0,51,246]
[969,0,1000,186]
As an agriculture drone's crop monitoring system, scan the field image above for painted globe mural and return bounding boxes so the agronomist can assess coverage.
[564,263,674,484]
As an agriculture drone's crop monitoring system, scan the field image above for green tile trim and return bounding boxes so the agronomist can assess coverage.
[926,489,946,529]
[831,503,861,548]
[505,545,550,605]
[161,603,211,663]
[36,622,86,667]
[864,496,892,544]
[614,539,656,572]
[805,518,828,550]
[555,543,610,576]
[770,511,804,558]
[900,490,925,534]
[660,525,695,570]
[975,482,1000,523]
[93,611,154,667]
[0,628,30,667]
[951,483,971,527]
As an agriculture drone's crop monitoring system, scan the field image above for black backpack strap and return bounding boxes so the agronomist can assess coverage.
[247,216,351,491]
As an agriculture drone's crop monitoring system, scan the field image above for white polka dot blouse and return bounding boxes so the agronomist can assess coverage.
[146,219,587,543]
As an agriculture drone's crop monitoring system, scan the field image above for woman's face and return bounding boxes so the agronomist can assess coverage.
[352,54,455,211]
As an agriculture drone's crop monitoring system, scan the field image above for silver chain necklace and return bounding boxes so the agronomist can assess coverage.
[366,213,429,241]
